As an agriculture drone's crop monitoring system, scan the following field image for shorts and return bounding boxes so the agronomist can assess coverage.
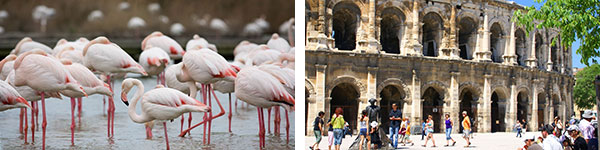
[328,131,334,146]
[404,134,411,140]
[359,128,367,136]
[427,129,434,135]
[314,130,322,143]
[333,129,344,145]
[463,129,471,137]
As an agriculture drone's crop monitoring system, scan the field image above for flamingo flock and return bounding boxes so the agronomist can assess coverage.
[0,27,295,149]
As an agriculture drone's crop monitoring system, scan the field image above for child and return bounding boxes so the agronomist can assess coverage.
[401,117,414,146]
[370,121,381,149]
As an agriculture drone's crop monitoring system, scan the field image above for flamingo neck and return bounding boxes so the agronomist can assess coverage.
[127,80,152,123]
[187,81,197,99]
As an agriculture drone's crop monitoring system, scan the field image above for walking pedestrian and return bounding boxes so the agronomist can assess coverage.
[421,121,426,140]
[422,115,437,147]
[327,117,334,150]
[579,110,595,143]
[328,107,346,150]
[567,125,587,150]
[358,110,369,150]
[542,124,564,150]
[388,103,402,148]
[516,121,523,138]
[462,111,472,147]
[310,111,325,150]
[554,117,564,137]
[444,114,456,146]
[401,117,414,146]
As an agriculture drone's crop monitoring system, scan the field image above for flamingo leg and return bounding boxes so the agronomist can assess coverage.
[77,98,82,126]
[164,122,170,150]
[146,123,153,139]
[203,85,207,144]
[275,106,281,136]
[20,108,24,134]
[285,109,289,144]
[228,93,232,133]
[178,85,225,138]
[24,108,28,144]
[31,101,35,143]
[258,107,265,149]
[70,97,75,145]
[103,96,106,116]
[35,101,39,130]
[208,85,212,145]
[41,93,47,150]
[267,107,271,134]
[180,114,184,134]
[188,112,192,136]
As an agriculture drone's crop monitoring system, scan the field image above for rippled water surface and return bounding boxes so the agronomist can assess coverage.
[0,75,295,150]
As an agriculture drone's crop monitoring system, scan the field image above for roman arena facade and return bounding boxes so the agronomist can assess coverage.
[305,0,575,135]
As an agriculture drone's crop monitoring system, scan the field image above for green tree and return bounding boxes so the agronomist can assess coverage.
[514,0,600,66]
[574,64,600,109]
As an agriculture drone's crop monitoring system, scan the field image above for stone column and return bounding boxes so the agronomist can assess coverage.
[449,72,460,133]
[547,44,554,71]
[364,0,381,53]
[366,66,378,99]
[531,82,538,131]
[526,32,538,68]
[315,64,327,135]
[440,6,460,59]
[410,70,422,131]
[503,21,517,65]
[475,14,492,62]
[481,74,493,132]
[507,82,517,131]
[405,0,423,56]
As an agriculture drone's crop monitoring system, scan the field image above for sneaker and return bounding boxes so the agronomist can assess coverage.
[309,146,313,150]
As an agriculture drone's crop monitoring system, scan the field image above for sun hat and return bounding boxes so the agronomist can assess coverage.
[523,133,535,142]
[371,121,378,127]
[583,110,594,119]
[567,125,579,131]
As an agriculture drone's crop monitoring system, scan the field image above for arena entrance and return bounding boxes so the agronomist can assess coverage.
[491,91,507,132]
[379,85,406,133]
[330,83,359,132]
[422,87,444,133]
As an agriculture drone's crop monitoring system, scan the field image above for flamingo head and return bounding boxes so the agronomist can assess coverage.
[65,80,88,97]
[96,83,113,97]
[123,63,148,76]
[15,97,32,109]
[120,78,136,106]
[186,100,210,113]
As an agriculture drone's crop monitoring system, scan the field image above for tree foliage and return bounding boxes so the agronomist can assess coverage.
[574,64,600,109]
[514,0,600,66]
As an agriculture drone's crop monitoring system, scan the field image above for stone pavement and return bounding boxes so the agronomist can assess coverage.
[305,132,541,150]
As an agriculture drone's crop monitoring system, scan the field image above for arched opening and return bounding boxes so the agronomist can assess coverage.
[535,33,544,70]
[537,92,547,129]
[552,94,560,119]
[379,85,406,133]
[459,88,478,132]
[458,17,477,60]
[515,29,527,66]
[330,83,359,132]
[305,88,310,136]
[380,8,405,54]
[422,12,443,57]
[491,91,507,132]
[517,91,530,129]
[332,2,360,50]
[422,87,444,133]
[490,23,504,63]
[550,38,559,71]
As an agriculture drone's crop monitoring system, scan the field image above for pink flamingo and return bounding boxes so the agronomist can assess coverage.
[258,63,294,139]
[266,33,291,53]
[234,66,294,149]
[186,34,218,52]
[13,50,86,150]
[120,78,210,150]
[0,80,31,111]
[212,63,240,133]
[176,47,237,145]
[0,54,17,80]
[141,31,186,60]
[6,70,61,144]
[83,36,147,138]
[139,46,170,86]
[10,37,53,55]
[60,61,112,145]
[164,63,195,136]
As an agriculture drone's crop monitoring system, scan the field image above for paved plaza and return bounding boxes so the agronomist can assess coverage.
[305,132,541,150]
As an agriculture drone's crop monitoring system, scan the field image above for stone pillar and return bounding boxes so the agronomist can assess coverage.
[410,70,422,131]
[315,64,327,135]
[366,67,378,99]
[440,6,460,59]
[481,74,493,132]
[364,0,381,53]
[475,14,492,62]
[405,0,423,56]
[503,22,517,65]
[507,82,517,131]
[531,82,538,131]
[547,44,554,71]
[526,32,538,68]
[449,72,460,133]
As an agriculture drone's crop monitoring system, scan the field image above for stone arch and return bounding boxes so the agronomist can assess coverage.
[458,81,482,132]
[327,75,365,97]
[305,78,316,136]
[421,80,449,100]
[332,1,361,50]
[377,78,409,133]
[379,7,406,54]
[549,36,559,71]
[491,85,509,132]
[376,78,411,101]
[516,87,531,129]
[490,22,505,63]
[535,31,545,70]
[537,91,549,128]
[328,76,362,132]
[515,28,527,66]
[421,80,448,133]
[305,78,317,103]
[422,11,445,57]
[458,16,478,60]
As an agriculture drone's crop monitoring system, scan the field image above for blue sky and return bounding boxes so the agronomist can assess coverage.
[514,0,587,68]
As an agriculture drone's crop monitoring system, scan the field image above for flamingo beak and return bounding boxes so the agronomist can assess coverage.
[80,87,88,97]
[195,101,210,112]
[180,51,186,56]
[16,97,31,109]
[121,92,129,106]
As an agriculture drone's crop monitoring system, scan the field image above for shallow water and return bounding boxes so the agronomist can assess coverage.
[0,75,295,150]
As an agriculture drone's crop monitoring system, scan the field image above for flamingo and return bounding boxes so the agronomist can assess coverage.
[170,23,185,36]
[0,54,17,80]
[83,36,147,138]
[186,34,217,52]
[209,18,228,40]
[60,61,112,145]
[141,31,186,60]
[13,50,86,150]
[55,46,84,64]
[212,62,240,133]
[266,33,291,53]
[234,66,294,149]
[0,80,30,111]
[10,37,53,55]
[6,70,61,144]
[165,63,194,135]
[176,48,237,145]
[139,46,170,86]
[120,78,210,150]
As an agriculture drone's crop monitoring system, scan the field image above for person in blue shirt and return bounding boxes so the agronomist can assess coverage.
[422,121,427,140]
[388,103,402,148]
